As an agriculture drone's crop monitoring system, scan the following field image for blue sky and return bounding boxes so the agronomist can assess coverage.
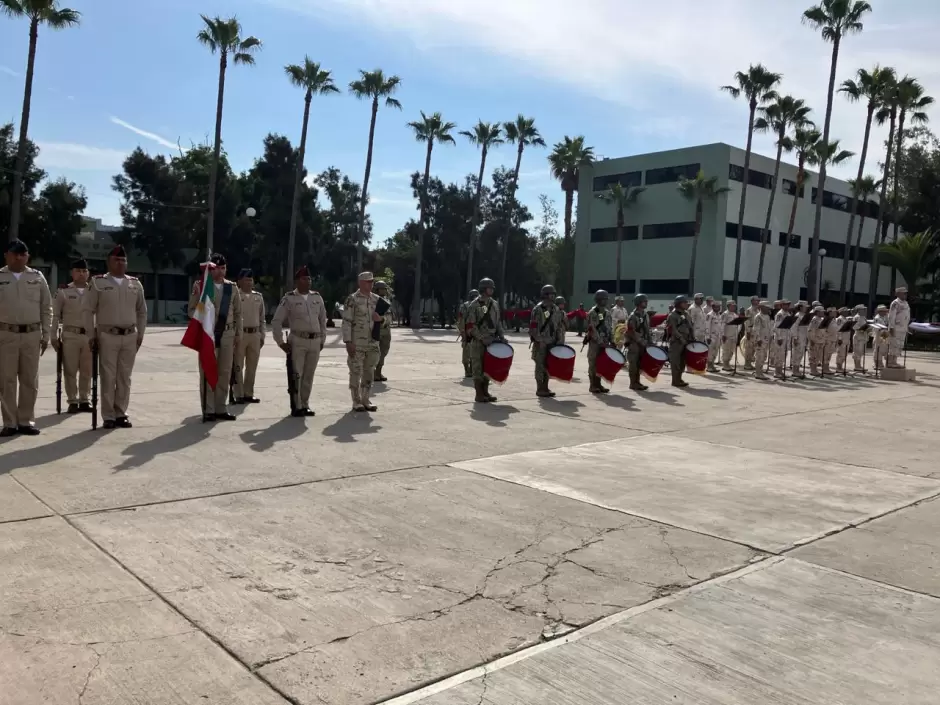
[1,0,938,247]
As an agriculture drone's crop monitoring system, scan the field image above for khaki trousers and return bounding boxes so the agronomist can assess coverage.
[234,332,262,398]
[201,332,234,415]
[348,341,380,389]
[0,329,41,428]
[62,331,91,403]
[375,329,391,376]
[99,331,138,421]
[290,334,321,408]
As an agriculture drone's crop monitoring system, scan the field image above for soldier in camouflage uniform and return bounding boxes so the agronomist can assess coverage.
[373,280,393,382]
[456,288,479,378]
[529,284,566,398]
[554,295,568,344]
[626,293,652,391]
[586,289,612,394]
[342,271,382,412]
[465,277,503,403]
[666,295,693,388]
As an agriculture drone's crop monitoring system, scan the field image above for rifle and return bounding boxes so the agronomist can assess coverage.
[286,349,298,414]
[90,344,99,430]
[55,343,63,414]
[228,361,238,405]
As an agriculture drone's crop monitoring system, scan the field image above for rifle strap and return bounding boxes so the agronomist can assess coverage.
[214,283,233,348]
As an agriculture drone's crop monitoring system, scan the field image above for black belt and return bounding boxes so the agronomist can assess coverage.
[243,327,260,334]
[291,331,320,339]
[0,322,40,333]
[63,325,87,335]
[102,325,136,336]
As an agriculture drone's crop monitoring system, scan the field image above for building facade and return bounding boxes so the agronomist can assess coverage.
[573,143,897,310]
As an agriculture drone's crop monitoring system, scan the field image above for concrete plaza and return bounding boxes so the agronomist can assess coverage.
[1,326,939,705]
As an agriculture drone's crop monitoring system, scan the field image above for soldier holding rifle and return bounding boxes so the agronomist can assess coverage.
[52,259,93,414]
[373,280,394,382]
[233,268,266,404]
[272,265,325,417]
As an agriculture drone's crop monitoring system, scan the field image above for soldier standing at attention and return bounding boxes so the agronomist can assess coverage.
[886,287,911,368]
[456,289,479,378]
[52,258,93,413]
[586,289,611,394]
[720,300,739,371]
[742,295,760,370]
[82,245,147,429]
[688,292,707,343]
[465,277,503,403]
[0,239,52,436]
[666,295,693,388]
[529,284,566,398]
[343,271,381,412]
[373,280,393,382]
[554,296,568,344]
[752,301,773,380]
[233,268,265,404]
[272,265,325,417]
[189,253,242,422]
[626,293,651,391]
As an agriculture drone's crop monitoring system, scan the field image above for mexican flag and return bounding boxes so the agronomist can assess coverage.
[181,263,218,389]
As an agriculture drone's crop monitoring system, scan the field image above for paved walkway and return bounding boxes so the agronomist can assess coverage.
[1,328,938,704]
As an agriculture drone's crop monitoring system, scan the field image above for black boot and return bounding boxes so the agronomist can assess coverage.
[483,380,497,402]
[474,381,488,403]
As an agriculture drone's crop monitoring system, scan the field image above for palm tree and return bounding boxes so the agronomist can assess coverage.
[877,230,938,299]
[868,75,900,309]
[460,121,504,292]
[677,170,731,295]
[407,111,456,327]
[595,184,645,296]
[284,58,338,289]
[721,64,782,300]
[838,65,896,301]
[802,0,872,301]
[548,136,595,296]
[890,77,934,246]
[1,0,80,241]
[847,175,879,298]
[197,15,261,256]
[753,95,813,292]
[349,69,402,273]
[778,127,822,299]
[499,115,546,301]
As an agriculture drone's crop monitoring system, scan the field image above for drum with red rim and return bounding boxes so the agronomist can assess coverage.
[685,341,709,375]
[596,346,626,384]
[640,345,668,382]
[545,344,576,382]
[483,341,514,384]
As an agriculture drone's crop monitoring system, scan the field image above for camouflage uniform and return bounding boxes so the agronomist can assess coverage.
[626,307,651,389]
[342,288,381,411]
[666,307,693,386]
[456,298,473,376]
[586,304,612,392]
[466,296,503,383]
[529,299,566,396]
[373,284,393,381]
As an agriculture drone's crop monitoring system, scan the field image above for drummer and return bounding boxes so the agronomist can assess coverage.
[586,289,612,394]
[465,277,504,404]
[666,295,694,388]
[529,285,567,398]
[625,293,652,391]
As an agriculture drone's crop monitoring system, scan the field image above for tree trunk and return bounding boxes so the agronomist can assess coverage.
[757,137,784,291]
[411,140,434,328]
[889,109,908,294]
[286,92,312,292]
[850,211,865,300]
[152,265,160,324]
[562,185,575,297]
[499,144,524,306]
[808,36,842,302]
[840,104,874,302]
[689,198,703,294]
[868,108,897,310]
[778,157,804,300]
[206,51,228,257]
[563,185,574,242]
[466,145,488,293]
[8,19,39,242]
[732,103,756,301]
[615,206,624,296]
[356,97,379,274]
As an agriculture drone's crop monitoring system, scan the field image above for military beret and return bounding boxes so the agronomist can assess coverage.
[237,268,253,279]
[295,265,310,278]
[6,239,28,254]
[71,258,88,269]
[108,245,127,258]
[209,253,226,266]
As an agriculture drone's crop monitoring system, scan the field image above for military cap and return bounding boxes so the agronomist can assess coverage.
[797,300,808,306]
[478,277,495,291]
[374,280,389,293]
[726,299,737,306]
[554,295,566,306]
[358,271,374,281]
[71,258,88,270]
[772,299,782,306]
[811,300,821,307]
[780,299,791,305]
[896,286,908,294]
[838,307,849,314]
[5,239,28,254]
[854,304,867,311]
[468,289,480,299]
[540,284,556,297]
[814,305,825,313]
[295,265,310,278]
[750,295,760,302]
[711,301,721,308]
[876,304,888,311]
[634,293,648,306]
[107,245,127,258]
[693,292,704,300]
[237,268,253,279]
[759,300,771,308]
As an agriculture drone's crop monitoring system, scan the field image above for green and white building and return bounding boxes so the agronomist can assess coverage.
[573,143,896,309]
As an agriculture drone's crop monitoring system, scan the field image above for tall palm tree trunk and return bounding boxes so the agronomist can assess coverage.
[411,141,434,328]
[731,106,756,300]
[889,110,908,293]
[498,145,524,305]
[563,187,574,242]
[465,145,488,292]
[614,208,624,296]
[356,98,379,274]
[286,92,312,289]
[840,104,874,302]
[778,159,804,299]
[689,199,703,294]
[562,185,575,296]
[868,111,896,309]
[206,51,228,256]
[808,36,842,302]
[849,215,865,298]
[756,138,784,291]
[8,19,39,242]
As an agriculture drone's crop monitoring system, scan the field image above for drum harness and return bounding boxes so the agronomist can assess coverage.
[530,303,558,350]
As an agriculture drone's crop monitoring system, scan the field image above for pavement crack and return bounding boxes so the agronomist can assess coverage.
[475,667,490,705]
[658,527,697,581]
[77,647,102,705]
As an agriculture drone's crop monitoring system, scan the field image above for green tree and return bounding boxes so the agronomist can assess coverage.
[721,63,782,299]
[677,170,731,295]
[847,175,879,297]
[802,0,872,301]
[459,120,503,292]
[877,230,937,298]
[284,58,338,291]
[197,14,261,255]
[1,0,80,241]
[406,111,456,327]
[889,77,934,247]
[548,135,594,295]
[754,95,813,292]
[838,65,896,301]
[349,69,402,273]
[595,183,645,296]
[778,127,821,299]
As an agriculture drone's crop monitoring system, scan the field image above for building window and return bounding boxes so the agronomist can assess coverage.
[644,163,700,186]
[863,200,881,220]
[158,274,191,301]
[724,222,766,244]
[778,232,802,249]
[590,225,639,243]
[587,279,636,293]
[722,281,768,298]
[782,178,805,198]
[729,164,775,190]
[851,246,872,265]
[640,279,690,295]
[811,188,850,212]
[593,171,642,191]
[643,222,696,239]
[818,239,847,260]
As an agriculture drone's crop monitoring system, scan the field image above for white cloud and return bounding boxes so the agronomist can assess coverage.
[109,116,179,150]
[35,142,127,171]
[274,0,940,180]
[0,65,19,77]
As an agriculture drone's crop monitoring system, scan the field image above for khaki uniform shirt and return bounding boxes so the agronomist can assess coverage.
[188,278,242,335]
[272,290,326,344]
[83,274,148,339]
[239,289,266,339]
[744,305,760,334]
[53,283,89,335]
[342,290,380,346]
[752,312,772,343]
[0,266,53,341]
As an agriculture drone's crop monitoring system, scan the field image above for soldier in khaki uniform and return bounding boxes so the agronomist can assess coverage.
[272,265,325,417]
[373,280,393,382]
[82,245,147,429]
[188,253,242,422]
[0,239,52,436]
[233,268,265,404]
[342,271,381,412]
[52,258,93,413]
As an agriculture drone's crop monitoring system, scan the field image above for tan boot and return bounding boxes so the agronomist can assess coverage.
[360,386,377,412]
[350,388,365,412]
[474,381,488,403]
[484,380,497,402]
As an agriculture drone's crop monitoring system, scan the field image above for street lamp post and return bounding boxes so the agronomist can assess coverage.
[818,248,827,302]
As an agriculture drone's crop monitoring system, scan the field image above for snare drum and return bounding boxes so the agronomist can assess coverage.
[545,344,576,382]
[640,345,668,382]
[483,341,514,384]
[684,341,709,375]
[596,346,626,384]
